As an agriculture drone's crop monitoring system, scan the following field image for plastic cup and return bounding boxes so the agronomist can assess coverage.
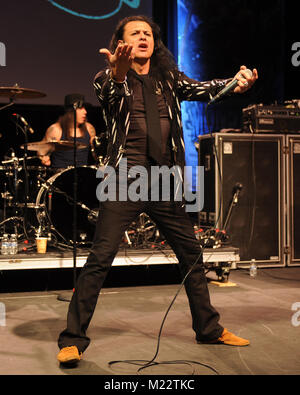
[36,237,47,254]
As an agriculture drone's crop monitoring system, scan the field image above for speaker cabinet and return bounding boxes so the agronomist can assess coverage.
[198,133,285,266]
[287,136,300,266]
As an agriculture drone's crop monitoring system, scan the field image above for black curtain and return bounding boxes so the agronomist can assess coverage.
[152,0,298,135]
[152,0,178,60]
[153,0,298,104]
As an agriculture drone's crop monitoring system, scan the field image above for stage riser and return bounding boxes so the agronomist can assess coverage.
[0,248,240,271]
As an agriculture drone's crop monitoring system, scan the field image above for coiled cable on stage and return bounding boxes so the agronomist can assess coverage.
[107,104,222,375]
[108,240,219,375]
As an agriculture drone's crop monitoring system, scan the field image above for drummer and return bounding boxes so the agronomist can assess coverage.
[39,94,96,169]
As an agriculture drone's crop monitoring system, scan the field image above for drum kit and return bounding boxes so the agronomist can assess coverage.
[0,85,102,249]
[0,85,164,251]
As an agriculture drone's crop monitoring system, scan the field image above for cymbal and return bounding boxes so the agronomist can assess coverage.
[0,86,46,99]
[21,140,88,152]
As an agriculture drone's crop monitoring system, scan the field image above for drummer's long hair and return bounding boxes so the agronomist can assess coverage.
[108,15,178,86]
[58,111,88,140]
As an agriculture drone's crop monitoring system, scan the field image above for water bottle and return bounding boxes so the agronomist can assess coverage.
[9,234,18,255]
[7,234,13,255]
[1,234,9,255]
[249,259,257,278]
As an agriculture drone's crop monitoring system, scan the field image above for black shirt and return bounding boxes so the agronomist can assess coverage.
[124,72,172,169]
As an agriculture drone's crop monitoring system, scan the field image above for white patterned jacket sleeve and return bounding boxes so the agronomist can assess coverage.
[175,71,232,102]
[93,69,130,105]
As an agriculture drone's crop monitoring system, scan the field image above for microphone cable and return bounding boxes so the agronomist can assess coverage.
[204,103,224,230]
[246,133,257,259]
[108,240,219,375]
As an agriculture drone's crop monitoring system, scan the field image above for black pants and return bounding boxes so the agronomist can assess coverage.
[58,199,223,353]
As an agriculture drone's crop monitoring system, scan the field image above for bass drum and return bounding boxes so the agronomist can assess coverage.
[36,166,100,245]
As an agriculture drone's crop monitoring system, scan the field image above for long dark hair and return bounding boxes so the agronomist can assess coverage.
[58,111,88,140]
[109,15,178,83]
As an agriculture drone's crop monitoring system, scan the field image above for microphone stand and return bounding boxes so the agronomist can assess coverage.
[57,104,78,302]
[19,122,30,240]
[72,104,78,294]
[222,183,243,231]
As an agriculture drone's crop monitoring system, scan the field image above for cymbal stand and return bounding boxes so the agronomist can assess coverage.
[0,98,14,112]
[0,154,23,236]
[18,122,31,240]
[222,183,243,232]
[1,182,8,234]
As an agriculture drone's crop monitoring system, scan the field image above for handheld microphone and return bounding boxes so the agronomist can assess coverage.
[234,182,243,192]
[233,182,243,204]
[208,69,252,105]
[12,113,34,134]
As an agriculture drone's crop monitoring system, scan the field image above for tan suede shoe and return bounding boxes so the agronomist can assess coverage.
[213,328,250,346]
[199,328,250,346]
[57,346,82,364]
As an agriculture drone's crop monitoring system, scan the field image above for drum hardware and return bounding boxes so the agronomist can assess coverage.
[123,213,164,249]
[87,210,98,224]
[1,155,39,165]
[14,112,35,240]
[0,153,49,241]
[1,190,13,203]
[36,173,99,227]
[20,140,88,153]
[0,84,48,242]
[35,166,100,252]
[0,216,24,233]
[1,151,48,208]
[124,231,133,247]
[284,99,300,109]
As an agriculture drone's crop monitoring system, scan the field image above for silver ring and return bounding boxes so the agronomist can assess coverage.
[244,81,249,86]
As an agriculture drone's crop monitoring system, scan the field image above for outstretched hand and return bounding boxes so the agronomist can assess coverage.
[233,65,258,94]
[99,41,135,82]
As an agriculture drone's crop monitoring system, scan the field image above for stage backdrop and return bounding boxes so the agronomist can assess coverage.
[0,0,152,106]
[176,0,291,190]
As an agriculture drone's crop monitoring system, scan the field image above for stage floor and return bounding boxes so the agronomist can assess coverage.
[0,266,299,376]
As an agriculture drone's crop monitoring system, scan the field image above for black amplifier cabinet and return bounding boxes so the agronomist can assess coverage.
[198,133,285,267]
[287,135,300,266]
[242,104,300,134]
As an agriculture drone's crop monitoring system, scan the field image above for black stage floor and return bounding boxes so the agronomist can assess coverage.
[0,266,299,376]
